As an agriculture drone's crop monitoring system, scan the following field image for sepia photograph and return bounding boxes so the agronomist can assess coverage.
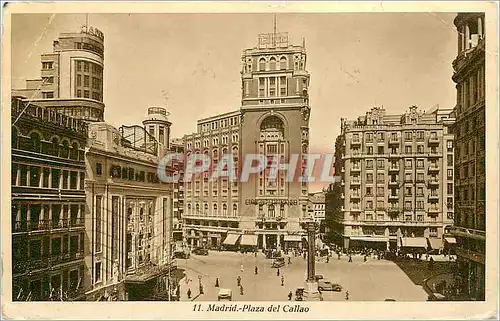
[1,1,498,319]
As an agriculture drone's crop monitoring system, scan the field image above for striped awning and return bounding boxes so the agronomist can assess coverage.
[240,234,258,246]
[223,234,241,245]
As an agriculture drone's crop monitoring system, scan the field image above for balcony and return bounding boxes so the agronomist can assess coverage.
[350,194,361,200]
[428,179,439,186]
[388,195,399,200]
[388,208,400,215]
[388,138,399,145]
[351,179,361,185]
[428,207,440,214]
[351,167,361,173]
[428,194,440,201]
[388,153,400,159]
[351,140,361,146]
[13,251,85,275]
[389,166,399,172]
[428,152,442,158]
[428,165,440,173]
[13,219,82,233]
[350,207,362,213]
[428,137,440,145]
[388,180,399,186]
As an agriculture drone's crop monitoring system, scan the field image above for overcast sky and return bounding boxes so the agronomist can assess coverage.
[11,12,458,190]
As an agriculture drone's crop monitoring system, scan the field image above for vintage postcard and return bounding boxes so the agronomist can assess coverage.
[1,1,498,319]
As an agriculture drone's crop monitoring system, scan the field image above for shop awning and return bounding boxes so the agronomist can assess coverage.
[400,237,427,248]
[427,238,443,250]
[223,234,241,245]
[240,234,258,246]
[350,236,388,242]
[284,235,302,242]
[444,237,457,244]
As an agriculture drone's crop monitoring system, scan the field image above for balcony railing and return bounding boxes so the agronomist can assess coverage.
[388,138,399,145]
[13,218,84,233]
[428,165,440,172]
[428,137,439,144]
[13,251,84,274]
[389,166,399,172]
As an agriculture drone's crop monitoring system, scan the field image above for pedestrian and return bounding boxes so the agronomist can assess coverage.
[187,288,192,299]
[215,278,219,287]
[338,253,341,260]
[199,284,204,295]
[255,266,258,275]
[255,251,257,258]
[288,256,291,264]
[364,255,367,262]
[348,255,352,263]
[326,256,329,263]
[281,275,284,286]
[237,275,241,286]
[240,263,244,272]
[240,285,244,295]
[345,290,349,300]
[288,291,293,300]
[277,268,280,276]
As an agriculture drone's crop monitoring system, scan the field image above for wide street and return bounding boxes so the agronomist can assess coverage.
[176,251,428,302]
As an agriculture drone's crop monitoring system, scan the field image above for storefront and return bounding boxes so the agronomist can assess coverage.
[240,234,258,251]
[283,235,302,250]
[222,233,241,251]
[399,237,428,254]
[348,236,388,251]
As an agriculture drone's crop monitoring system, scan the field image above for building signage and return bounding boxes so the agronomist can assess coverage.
[245,199,298,205]
[258,32,289,49]
[80,25,105,40]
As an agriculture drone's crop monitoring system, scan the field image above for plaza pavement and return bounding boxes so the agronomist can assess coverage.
[177,251,428,302]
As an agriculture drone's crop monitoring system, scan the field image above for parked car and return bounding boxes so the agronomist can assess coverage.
[384,298,396,301]
[317,280,342,292]
[192,247,209,255]
[218,288,232,301]
[272,257,285,268]
[173,251,190,259]
[295,287,305,301]
[315,275,324,281]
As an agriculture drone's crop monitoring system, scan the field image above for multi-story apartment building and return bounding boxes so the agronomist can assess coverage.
[450,13,486,301]
[331,105,455,252]
[183,30,311,250]
[169,137,185,243]
[12,25,105,122]
[308,191,326,225]
[11,96,88,301]
[84,119,175,301]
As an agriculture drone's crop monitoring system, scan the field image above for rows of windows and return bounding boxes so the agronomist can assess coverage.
[257,76,288,98]
[99,163,161,184]
[200,116,240,133]
[351,131,443,143]
[12,203,85,233]
[12,163,85,190]
[186,202,238,217]
[256,56,289,72]
[74,60,103,101]
[74,41,104,57]
[12,128,84,161]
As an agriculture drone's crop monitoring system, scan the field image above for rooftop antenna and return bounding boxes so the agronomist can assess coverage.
[85,13,89,32]
[273,14,277,47]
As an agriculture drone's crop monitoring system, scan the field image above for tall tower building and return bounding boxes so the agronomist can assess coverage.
[182,23,311,250]
[450,13,486,301]
[12,25,105,122]
[239,27,311,249]
[142,106,172,156]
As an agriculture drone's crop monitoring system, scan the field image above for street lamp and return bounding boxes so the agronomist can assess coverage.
[301,218,322,301]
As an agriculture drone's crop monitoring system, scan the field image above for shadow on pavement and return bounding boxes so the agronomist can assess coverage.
[392,258,456,286]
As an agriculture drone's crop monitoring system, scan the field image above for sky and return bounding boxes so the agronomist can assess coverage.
[11,13,458,190]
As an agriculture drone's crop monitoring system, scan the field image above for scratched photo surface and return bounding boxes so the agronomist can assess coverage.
[8,11,488,308]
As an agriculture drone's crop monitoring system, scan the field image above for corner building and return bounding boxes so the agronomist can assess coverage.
[183,31,311,250]
[332,106,455,252]
[450,13,486,300]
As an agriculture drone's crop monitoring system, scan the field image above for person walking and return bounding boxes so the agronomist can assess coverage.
[187,288,192,299]
[288,256,291,265]
[255,266,258,275]
[345,290,349,300]
[288,291,293,301]
[348,255,353,263]
[277,268,280,276]
[215,278,220,287]
[237,275,241,287]
[281,275,284,287]
[240,285,244,295]
[240,263,244,272]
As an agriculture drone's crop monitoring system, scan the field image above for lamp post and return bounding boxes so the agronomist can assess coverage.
[302,218,322,301]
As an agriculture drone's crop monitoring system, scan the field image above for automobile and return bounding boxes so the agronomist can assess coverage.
[315,275,324,281]
[218,288,232,301]
[384,298,396,301]
[272,257,285,268]
[317,280,342,292]
[173,251,190,259]
[295,287,305,301]
[192,247,209,255]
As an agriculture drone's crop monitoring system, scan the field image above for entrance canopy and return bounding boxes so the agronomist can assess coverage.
[400,237,427,248]
[223,234,241,245]
[284,235,302,242]
[350,236,388,242]
[427,238,443,250]
[240,234,258,246]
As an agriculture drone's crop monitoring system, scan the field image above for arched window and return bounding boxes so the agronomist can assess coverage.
[70,142,79,160]
[259,58,266,71]
[12,127,18,149]
[187,203,191,214]
[222,203,227,216]
[29,132,41,153]
[232,203,237,216]
[260,115,285,136]
[204,203,208,214]
[195,203,200,213]
[268,204,275,217]
[280,57,287,70]
[51,137,59,157]
[213,203,218,215]
[269,57,276,70]
[60,140,69,158]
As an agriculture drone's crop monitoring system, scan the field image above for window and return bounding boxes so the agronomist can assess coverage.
[378,146,384,154]
[417,173,424,182]
[42,62,53,69]
[447,212,454,219]
[377,187,384,196]
[366,133,373,142]
[405,145,412,154]
[405,201,412,210]
[447,140,453,151]
[159,127,165,144]
[417,131,424,140]
[405,132,412,141]
[417,186,424,196]
[77,61,82,71]
[447,183,453,195]
[367,146,373,155]
[269,57,276,70]
[366,160,373,169]
[76,90,82,97]
[84,75,90,87]
[366,187,373,196]
[366,173,373,183]
[76,75,82,86]
[376,200,384,209]
[259,58,266,71]
[233,204,238,216]
[377,159,384,169]
[96,163,102,176]
[378,132,384,140]
[447,169,453,180]
[405,173,412,182]
[416,201,424,210]
[417,159,424,168]
[405,187,412,196]
[366,201,373,209]
[447,155,453,166]
[84,90,89,98]
[377,173,384,183]
[42,92,54,99]
[447,197,454,207]
[405,159,412,168]
[280,57,287,70]
[417,145,424,154]
[84,61,89,72]
[95,262,102,283]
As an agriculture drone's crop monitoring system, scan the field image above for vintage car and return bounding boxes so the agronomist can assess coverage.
[295,287,305,301]
[317,280,342,292]
[192,247,209,255]
[271,257,285,268]
[218,288,232,301]
[173,250,190,259]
